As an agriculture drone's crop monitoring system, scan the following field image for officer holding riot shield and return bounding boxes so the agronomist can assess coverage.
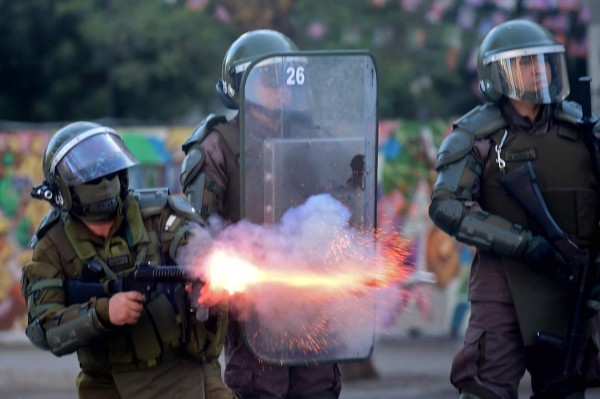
[180,29,378,398]
[429,19,600,398]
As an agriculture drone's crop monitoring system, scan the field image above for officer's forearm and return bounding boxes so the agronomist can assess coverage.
[45,306,111,356]
[429,197,527,257]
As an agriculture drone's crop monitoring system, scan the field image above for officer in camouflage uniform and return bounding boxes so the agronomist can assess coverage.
[180,30,342,399]
[429,20,600,399]
[22,122,236,399]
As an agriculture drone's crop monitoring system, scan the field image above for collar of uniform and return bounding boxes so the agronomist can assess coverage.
[500,99,553,135]
[64,216,105,260]
[66,204,126,247]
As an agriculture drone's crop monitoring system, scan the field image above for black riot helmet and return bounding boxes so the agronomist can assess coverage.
[39,121,139,221]
[216,29,298,109]
[477,19,570,104]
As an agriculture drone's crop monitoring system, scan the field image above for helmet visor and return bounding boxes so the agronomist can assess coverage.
[486,47,569,103]
[244,56,313,114]
[56,132,139,186]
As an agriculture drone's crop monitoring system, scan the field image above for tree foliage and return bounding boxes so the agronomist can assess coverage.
[0,0,237,122]
[0,0,591,122]
[289,0,589,119]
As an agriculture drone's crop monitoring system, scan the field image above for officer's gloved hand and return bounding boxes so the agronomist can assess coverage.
[519,233,568,276]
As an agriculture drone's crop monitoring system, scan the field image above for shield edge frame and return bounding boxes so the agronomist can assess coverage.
[238,49,380,365]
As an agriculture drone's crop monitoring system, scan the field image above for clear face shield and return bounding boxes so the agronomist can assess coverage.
[485,45,570,104]
[55,132,139,186]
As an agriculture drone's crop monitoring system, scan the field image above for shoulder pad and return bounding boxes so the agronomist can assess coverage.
[435,131,474,170]
[167,195,204,225]
[453,103,506,139]
[180,147,205,189]
[29,208,63,248]
[555,101,582,126]
[557,101,600,132]
[182,114,228,153]
[133,188,170,218]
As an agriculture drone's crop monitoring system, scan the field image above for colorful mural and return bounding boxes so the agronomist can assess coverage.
[0,121,473,339]
[376,118,474,338]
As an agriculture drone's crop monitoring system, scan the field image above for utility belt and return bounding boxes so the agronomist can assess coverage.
[109,347,194,374]
[79,345,207,375]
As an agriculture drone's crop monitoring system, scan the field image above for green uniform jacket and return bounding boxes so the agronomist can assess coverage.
[22,191,227,373]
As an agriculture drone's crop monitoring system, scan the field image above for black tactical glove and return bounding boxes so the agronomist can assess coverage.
[520,233,560,266]
[519,233,569,277]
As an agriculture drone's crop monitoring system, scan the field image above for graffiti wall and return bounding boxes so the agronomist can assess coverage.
[0,126,191,334]
[376,119,473,339]
[0,121,473,339]
[0,130,50,332]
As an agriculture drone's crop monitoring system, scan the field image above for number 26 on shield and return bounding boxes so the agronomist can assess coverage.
[286,66,305,86]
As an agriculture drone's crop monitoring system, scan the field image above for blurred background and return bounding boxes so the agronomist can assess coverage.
[0,0,599,397]
[1,0,598,123]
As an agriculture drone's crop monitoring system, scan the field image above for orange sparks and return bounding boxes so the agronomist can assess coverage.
[184,219,413,364]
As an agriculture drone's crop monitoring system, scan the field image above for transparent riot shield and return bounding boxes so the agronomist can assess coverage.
[239,51,378,365]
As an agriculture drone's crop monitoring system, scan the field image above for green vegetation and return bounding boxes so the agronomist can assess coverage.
[0,0,589,122]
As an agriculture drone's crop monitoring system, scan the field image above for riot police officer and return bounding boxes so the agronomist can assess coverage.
[180,30,342,399]
[429,20,600,399]
[22,122,235,399]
